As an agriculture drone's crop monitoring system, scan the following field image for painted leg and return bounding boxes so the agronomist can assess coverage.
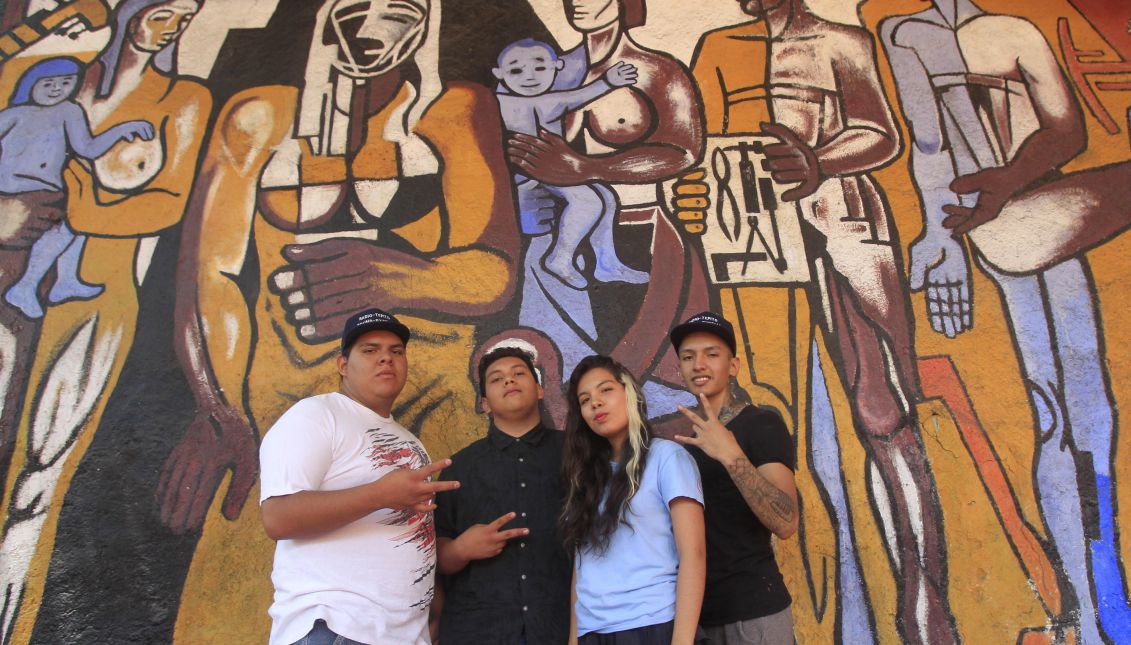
[47,231,103,305]
[981,259,1103,643]
[1045,260,1130,642]
[864,423,955,645]
[0,316,122,642]
[810,339,876,644]
[586,183,649,285]
[518,235,596,377]
[3,223,73,320]
[820,269,956,645]
[541,184,602,290]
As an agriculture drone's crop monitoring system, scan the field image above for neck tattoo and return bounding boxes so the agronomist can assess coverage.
[703,387,747,425]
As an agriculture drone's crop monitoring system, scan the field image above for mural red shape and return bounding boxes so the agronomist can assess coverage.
[1060,0,1131,134]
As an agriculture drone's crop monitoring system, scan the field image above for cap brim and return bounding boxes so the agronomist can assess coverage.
[670,322,736,354]
[343,321,411,352]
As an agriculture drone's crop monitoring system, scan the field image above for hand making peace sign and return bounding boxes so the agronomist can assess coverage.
[674,393,746,465]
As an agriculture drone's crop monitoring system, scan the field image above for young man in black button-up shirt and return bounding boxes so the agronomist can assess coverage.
[435,346,571,644]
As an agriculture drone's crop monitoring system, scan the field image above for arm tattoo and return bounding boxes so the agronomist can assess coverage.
[724,456,796,536]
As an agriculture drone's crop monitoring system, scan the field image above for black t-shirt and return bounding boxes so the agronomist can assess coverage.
[434,424,571,645]
[686,405,795,626]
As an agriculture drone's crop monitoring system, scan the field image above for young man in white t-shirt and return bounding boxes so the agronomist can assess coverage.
[259,308,460,645]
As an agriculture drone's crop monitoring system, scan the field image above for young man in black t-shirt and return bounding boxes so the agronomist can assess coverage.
[671,312,798,644]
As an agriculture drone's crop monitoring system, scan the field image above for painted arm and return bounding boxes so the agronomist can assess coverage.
[544,62,638,121]
[267,84,521,343]
[64,85,210,235]
[159,88,293,534]
[941,19,1085,235]
[63,102,153,160]
[262,460,456,540]
[0,109,17,141]
[760,29,901,202]
[880,17,973,337]
[671,497,706,645]
[815,30,902,176]
[508,58,704,184]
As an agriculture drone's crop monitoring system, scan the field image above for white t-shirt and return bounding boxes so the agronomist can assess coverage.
[259,392,435,645]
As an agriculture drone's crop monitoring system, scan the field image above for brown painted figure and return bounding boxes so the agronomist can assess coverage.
[507,0,708,420]
[675,0,958,642]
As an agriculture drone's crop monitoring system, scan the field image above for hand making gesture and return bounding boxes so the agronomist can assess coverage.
[674,393,745,466]
[453,511,531,561]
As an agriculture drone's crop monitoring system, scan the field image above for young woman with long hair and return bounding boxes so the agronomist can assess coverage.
[560,354,706,645]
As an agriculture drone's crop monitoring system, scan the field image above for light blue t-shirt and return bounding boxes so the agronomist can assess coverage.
[575,438,704,635]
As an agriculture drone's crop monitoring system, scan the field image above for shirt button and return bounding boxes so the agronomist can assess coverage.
[520,482,526,488]
[520,542,526,548]
[523,606,528,612]
[518,457,525,463]
[521,512,527,518]
[521,574,527,580]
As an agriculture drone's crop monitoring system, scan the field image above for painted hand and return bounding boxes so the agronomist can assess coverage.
[668,168,710,235]
[113,120,155,142]
[454,512,530,561]
[760,122,821,202]
[674,392,745,465]
[941,166,1022,236]
[517,180,558,234]
[507,130,591,185]
[157,405,259,534]
[908,230,973,337]
[604,61,638,87]
[268,238,414,345]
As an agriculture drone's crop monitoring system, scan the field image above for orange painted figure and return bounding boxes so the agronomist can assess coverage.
[0,1,210,641]
[675,0,958,642]
[163,0,518,639]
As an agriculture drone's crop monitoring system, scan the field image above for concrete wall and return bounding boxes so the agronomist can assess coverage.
[0,0,1129,642]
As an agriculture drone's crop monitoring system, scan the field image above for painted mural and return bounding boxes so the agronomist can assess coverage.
[0,0,1128,643]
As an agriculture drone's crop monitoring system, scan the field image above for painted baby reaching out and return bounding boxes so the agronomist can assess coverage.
[1,56,153,319]
[494,38,647,290]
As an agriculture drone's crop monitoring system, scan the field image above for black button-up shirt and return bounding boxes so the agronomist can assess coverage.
[435,423,570,645]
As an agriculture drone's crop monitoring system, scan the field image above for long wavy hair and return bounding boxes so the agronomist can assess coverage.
[559,355,651,554]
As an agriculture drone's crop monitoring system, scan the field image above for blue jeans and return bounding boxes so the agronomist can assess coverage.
[290,619,368,645]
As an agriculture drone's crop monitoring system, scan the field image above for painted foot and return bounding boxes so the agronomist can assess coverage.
[4,286,44,319]
[593,259,649,285]
[48,280,103,305]
[543,253,588,290]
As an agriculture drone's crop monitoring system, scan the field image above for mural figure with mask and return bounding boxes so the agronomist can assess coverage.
[165,0,516,639]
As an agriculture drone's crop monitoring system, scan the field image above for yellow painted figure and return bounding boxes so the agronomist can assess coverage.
[0,1,210,642]
[166,1,518,640]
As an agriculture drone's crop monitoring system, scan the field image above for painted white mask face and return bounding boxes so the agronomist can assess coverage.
[326,0,429,78]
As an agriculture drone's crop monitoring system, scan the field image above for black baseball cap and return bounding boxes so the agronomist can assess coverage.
[670,311,737,354]
[341,308,411,353]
